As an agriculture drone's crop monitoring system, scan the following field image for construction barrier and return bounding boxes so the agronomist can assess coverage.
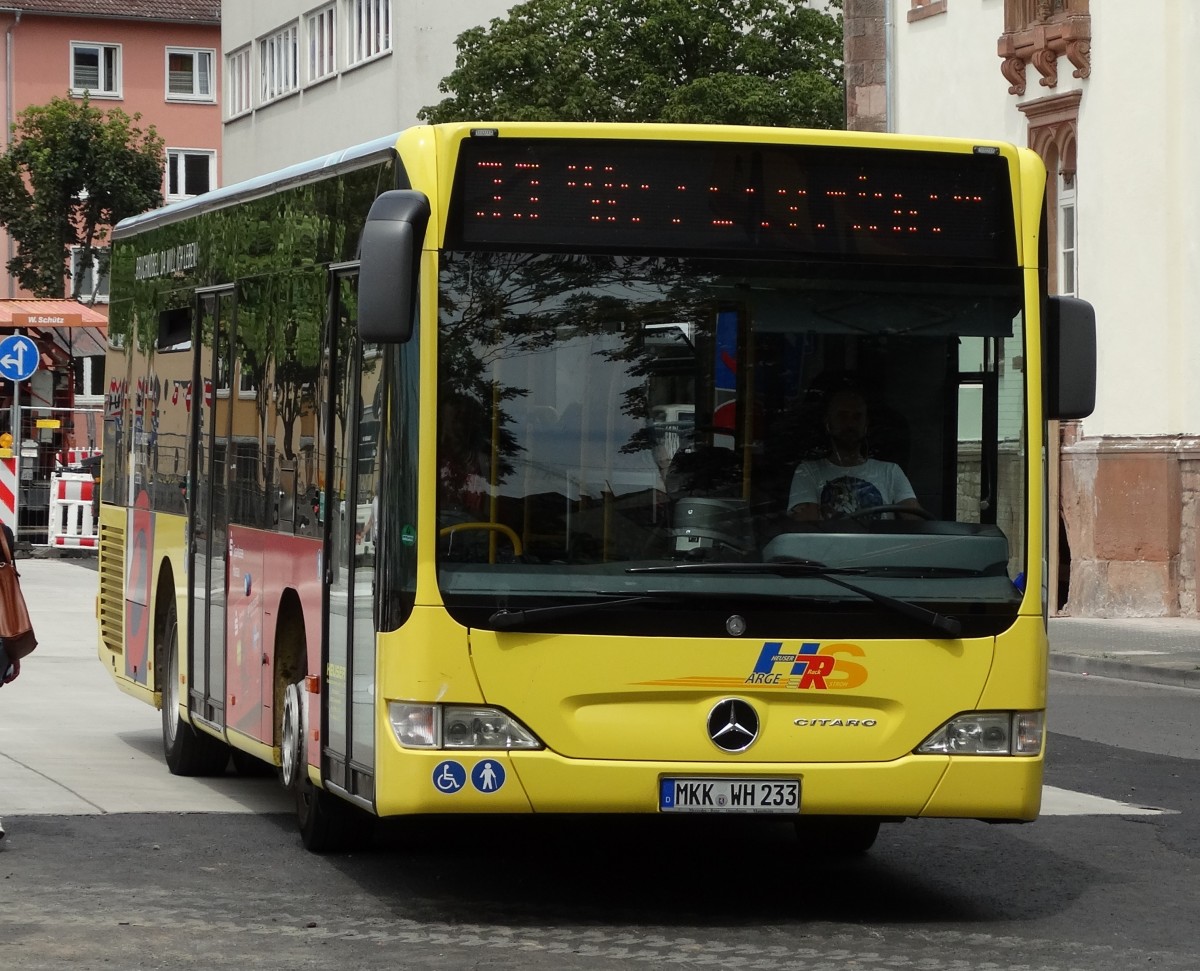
[48,471,97,549]
[60,446,102,470]
[0,456,16,535]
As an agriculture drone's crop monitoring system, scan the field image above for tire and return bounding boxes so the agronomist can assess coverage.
[281,680,373,853]
[794,816,881,856]
[160,601,229,777]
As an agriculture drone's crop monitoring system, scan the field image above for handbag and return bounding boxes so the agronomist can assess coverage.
[0,527,37,661]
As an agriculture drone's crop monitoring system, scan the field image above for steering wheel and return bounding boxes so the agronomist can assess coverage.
[841,504,936,522]
[438,521,524,556]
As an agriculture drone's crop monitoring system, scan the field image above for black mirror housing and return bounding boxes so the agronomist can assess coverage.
[358,190,431,343]
[1046,295,1096,421]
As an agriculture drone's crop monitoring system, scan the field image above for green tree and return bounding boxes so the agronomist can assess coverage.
[0,94,165,301]
[420,0,844,128]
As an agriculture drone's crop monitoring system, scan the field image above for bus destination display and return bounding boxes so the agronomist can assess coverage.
[449,136,1016,265]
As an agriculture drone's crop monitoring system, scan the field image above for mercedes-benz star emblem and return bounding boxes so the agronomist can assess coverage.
[707,698,759,753]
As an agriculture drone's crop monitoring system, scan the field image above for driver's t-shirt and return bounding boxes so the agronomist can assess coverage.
[788,459,916,520]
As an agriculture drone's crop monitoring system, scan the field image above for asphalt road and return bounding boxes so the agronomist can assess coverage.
[1,559,1198,970]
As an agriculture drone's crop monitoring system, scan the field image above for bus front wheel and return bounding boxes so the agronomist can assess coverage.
[281,680,368,853]
[794,816,881,855]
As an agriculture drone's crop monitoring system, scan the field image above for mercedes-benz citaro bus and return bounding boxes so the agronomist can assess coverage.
[96,122,1096,852]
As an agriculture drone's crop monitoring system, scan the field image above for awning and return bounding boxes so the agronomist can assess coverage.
[44,327,107,358]
[0,299,109,364]
[0,298,108,329]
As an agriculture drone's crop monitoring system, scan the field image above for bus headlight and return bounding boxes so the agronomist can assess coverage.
[915,711,1043,756]
[388,702,542,750]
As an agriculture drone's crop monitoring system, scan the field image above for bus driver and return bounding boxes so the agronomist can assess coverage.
[787,388,923,521]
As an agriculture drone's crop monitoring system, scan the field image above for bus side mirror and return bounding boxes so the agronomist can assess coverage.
[358,190,431,344]
[1046,295,1096,421]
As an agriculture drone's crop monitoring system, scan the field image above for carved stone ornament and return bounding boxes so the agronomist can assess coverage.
[997,1,1091,97]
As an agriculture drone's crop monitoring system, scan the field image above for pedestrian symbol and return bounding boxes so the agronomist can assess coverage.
[0,334,39,383]
[471,760,505,793]
[432,759,466,794]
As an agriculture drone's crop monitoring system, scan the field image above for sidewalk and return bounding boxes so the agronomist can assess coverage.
[1049,616,1200,690]
[1,554,289,816]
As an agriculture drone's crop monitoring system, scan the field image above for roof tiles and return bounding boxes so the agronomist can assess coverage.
[0,0,219,22]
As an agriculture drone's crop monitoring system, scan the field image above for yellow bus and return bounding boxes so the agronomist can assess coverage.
[97,123,1095,852]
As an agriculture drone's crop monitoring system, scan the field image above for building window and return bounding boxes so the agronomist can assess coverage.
[1059,175,1077,297]
[70,246,110,304]
[307,4,337,83]
[227,46,252,117]
[347,0,391,66]
[908,0,947,22]
[167,149,215,200]
[1019,91,1080,297]
[166,48,215,102]
[71,42,121,97]
[74,356,106,399]
[260,22,300,103]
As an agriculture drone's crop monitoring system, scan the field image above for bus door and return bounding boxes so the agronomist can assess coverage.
[319,270,377,806]
[189,286,235,729]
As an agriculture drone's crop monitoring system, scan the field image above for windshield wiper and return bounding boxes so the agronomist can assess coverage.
[487,593,684,631]
[626,561,963,638]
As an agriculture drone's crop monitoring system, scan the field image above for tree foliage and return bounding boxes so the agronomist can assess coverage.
[420,0,844,128]
[0,94,165,300]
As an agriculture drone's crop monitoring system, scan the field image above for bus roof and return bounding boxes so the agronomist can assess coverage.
[112,131,404,238]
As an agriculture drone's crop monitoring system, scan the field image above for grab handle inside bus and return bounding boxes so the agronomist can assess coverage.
[358,189,431,343]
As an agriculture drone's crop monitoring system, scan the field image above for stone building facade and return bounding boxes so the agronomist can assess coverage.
[844,1,1200,618]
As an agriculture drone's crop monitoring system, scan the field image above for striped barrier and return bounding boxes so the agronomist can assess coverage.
[0,456,16,534]
[60,446,102,470]
[48,471,97,548]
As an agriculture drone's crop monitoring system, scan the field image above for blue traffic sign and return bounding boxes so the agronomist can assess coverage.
[0,334,39,382]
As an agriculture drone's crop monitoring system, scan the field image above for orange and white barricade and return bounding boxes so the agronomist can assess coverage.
[59,446,103,471]
[0,456,16,535]
[48,471,97,548]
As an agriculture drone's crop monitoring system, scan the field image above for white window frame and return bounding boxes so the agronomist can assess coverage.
[75,356,106,403]
[71,41,121,97]
[166,47,216,102]
[346,0,391,67]
[1059,173,1077,297]
[260,22,300,103]
[306,4,337,84]
[226,46,253,118]
[166,148,216,201]
[69,245,110,304]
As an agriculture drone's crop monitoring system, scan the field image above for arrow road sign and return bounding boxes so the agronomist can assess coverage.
[0,334,39,382]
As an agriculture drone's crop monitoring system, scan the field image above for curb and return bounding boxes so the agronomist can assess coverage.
[1050,652,1200,691]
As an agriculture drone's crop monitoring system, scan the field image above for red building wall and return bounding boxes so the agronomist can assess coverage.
[0,5,222,300]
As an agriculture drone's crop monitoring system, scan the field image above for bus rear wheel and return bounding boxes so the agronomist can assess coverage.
[159,602,228,776]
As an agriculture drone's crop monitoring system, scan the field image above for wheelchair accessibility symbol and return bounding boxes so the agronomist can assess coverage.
[432,760,466,793]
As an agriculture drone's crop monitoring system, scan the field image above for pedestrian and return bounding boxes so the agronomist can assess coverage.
[0,521,24,689]
[0,520,34,846]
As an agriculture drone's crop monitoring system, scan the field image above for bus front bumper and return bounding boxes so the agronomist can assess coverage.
[371,749,1043,821]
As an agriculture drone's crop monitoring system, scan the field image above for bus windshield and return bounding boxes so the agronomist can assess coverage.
[436,251,1025,637]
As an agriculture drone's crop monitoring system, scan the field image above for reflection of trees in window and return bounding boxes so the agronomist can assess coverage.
[438,253,713,490]
[240,270,324,462]
[323,275,379,514]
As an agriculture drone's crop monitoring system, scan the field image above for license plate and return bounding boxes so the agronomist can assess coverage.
[659,777,800,814]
